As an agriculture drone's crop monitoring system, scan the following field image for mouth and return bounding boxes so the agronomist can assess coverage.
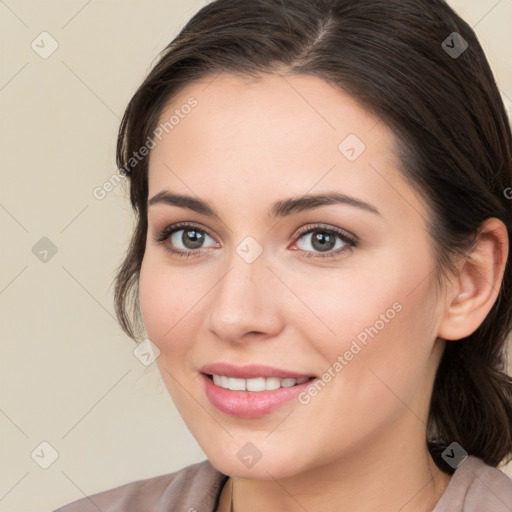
[198,362,318,417]
[200,370,319,418]
[203,373,315,392]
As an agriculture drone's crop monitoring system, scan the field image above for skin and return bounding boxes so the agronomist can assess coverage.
[138,72,508,512]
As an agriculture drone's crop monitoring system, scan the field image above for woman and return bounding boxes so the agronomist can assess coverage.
[54,0,512,510]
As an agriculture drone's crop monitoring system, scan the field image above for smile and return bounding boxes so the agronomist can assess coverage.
[201,373,319,418]
[209,374,312,392]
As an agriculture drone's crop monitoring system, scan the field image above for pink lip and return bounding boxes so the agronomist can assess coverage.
[199,362,315,379]
[201,373,317,418]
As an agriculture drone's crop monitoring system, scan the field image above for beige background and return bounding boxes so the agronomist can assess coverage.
[1,1,511,511]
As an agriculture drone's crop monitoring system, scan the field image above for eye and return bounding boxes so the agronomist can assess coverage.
[153,222,218,259]
[291,224,356,259]
[153,222,357,260]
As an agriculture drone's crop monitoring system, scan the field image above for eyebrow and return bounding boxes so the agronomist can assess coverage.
[148,190,381,218]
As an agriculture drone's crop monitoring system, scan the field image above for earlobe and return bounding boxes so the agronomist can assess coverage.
[437,218,509,341]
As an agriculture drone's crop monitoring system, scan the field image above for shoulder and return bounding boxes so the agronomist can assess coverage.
[52,459,228,512]
[433,455,512,512]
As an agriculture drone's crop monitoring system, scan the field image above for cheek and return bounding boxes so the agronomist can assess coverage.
[138,256,168,339]
[294,250,436,376]
[138,252,208,353]
[288,266,401,349]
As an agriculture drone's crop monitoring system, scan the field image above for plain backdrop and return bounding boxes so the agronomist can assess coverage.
[1,1,511,511]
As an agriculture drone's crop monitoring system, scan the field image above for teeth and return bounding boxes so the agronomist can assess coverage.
[211,374,311,391]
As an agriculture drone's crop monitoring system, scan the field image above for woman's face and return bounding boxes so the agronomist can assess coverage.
[139,72,448,479]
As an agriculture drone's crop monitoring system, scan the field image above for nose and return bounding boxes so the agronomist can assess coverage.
[206,250,284,344]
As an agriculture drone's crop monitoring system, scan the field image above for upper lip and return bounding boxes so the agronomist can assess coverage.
[200,362,315,380]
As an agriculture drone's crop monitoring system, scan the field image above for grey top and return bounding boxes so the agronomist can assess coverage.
[53,455,512,512]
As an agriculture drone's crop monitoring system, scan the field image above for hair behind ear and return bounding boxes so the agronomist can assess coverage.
[428,322,512,472]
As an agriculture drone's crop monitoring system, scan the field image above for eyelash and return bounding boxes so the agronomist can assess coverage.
[153,221,357,260]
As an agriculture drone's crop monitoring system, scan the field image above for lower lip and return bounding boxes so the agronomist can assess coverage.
[201,373,317,418]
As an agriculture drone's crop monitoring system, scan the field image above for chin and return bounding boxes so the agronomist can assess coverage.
[204,443,309,481]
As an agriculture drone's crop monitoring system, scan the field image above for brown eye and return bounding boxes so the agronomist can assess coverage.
[292,224,356,259]
[154,222,219,258]
[174,228,207,250]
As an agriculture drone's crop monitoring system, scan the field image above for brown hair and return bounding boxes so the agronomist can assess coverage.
[113,0,512,471]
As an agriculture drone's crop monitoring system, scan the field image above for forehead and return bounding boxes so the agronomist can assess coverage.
[147,72,427,226]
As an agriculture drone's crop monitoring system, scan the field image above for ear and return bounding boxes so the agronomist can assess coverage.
[437,217,509,341]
